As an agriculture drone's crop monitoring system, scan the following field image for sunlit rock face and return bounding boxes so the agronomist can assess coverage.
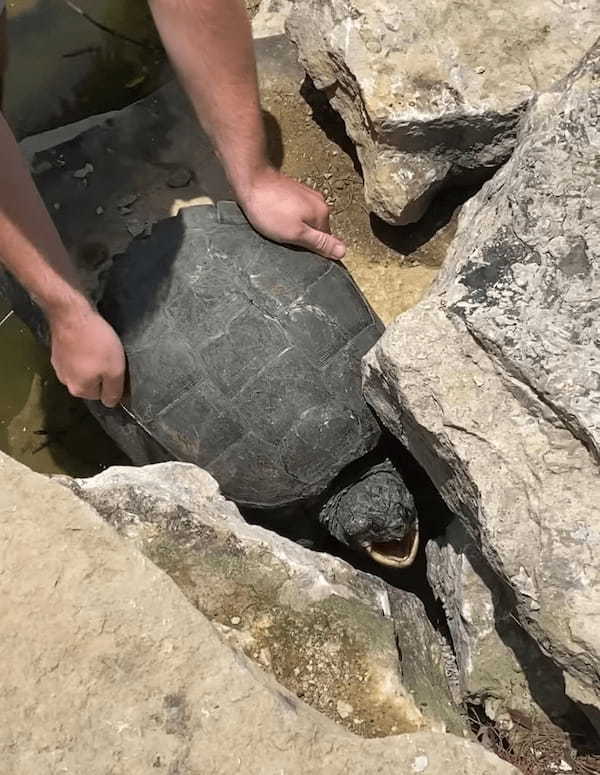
[364,43,600,731]
[0,452,519,774]
[287,0,600,224]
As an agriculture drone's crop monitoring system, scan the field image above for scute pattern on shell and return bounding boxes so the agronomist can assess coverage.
[100,203,383,507]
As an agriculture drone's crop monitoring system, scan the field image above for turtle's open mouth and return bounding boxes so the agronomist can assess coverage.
[363,525,419,568]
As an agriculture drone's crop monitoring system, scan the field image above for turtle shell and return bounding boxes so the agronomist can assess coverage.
[100,203,384,507]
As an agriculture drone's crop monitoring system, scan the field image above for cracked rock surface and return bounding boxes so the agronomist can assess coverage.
[0,452,520,774]
[364,43,600,730]
[286,0,600,224]
[59,461,463,738]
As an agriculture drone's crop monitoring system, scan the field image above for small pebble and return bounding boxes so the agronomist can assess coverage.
[126,219,151,239]
[116,193,139,210]
[230,616,241,626]
[96,206,104,216]
[73,162,94,179]
[475,66,486,74]
[412,754,429,773]
[258,648,272,668]
[365,39,382,54]
[336,700,353,719]
[167,166,193,189]
[559,761,573,772]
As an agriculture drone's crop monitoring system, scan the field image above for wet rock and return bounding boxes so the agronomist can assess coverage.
[5,37,304,313]
[0,452,519,774]
[286,0,600,224]
[364,44,600,727]
[72,161,94,179]
[59,461,464,737]
[166,165,193,188]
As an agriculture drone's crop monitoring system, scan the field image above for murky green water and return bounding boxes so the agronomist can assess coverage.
[0,298,127,475]
[5,0,166,137]
[1,0,163,474]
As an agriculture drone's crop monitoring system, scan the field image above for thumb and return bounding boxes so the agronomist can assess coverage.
[100,362,126,408]
[299,225,346,261]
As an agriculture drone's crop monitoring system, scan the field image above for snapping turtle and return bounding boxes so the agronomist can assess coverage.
[5,202,419,566]
[99,203,418,566]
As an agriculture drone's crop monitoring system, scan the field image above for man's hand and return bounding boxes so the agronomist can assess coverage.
[238,168,346,260]
[149,0,347,260]
[49,303,126,408]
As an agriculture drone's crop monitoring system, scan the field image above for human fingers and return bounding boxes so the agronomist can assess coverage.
[67,377,102,401]
[298,224,346,260]
[303,190,331,234]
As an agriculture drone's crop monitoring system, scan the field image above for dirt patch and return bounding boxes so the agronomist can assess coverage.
[260,77,466,323]
[140,527,428,740]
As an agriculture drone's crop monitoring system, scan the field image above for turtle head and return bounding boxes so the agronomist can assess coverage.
[318,458,419,568]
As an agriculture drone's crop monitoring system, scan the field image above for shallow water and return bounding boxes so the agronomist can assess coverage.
[0,0,159,474]
[4,0,166,137]
[0,297,126,475]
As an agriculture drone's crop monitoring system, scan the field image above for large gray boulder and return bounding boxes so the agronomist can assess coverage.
[286,0,600,224]
[59,461,463,736]
[364,43,600,728]
[0,452,520,774]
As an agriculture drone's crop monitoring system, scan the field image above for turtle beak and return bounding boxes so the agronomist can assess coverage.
[363,524,419,568]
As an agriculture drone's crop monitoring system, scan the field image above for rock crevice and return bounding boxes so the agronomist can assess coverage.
[287,0,600,223]
[364,40,600,731]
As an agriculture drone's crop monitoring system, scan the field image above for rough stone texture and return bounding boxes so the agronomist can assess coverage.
[253,0,293,38]
[427,519,572,725]
[363,44,600,726]
[59,461,462,737]
[0,452,520,774]
[286,0,600,224]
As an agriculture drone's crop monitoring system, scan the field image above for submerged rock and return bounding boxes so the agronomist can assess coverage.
[0,451,520,774]
[364,43,600,729]
[286,0,600,224]
[59,461,463,737]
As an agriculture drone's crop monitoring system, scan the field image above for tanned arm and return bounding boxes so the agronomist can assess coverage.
[149,0,346,259]
[0,113,125,406]
[0,0,344,408]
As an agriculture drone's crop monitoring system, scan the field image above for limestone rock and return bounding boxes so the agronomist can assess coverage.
[364,44,600,724]
[253,0,293,38]
[286,0,600,224]
[59,461,463,737]
[0,452,519,774]
[427,519,572,725]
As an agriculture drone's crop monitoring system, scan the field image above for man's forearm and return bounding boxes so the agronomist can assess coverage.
[149,0,267,198]
[0,114,125,405]
[0,112,90,323]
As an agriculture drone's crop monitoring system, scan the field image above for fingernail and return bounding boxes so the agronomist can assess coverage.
[332,243,346,259]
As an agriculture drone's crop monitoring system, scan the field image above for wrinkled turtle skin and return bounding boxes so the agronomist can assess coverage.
[1,203,418,566]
